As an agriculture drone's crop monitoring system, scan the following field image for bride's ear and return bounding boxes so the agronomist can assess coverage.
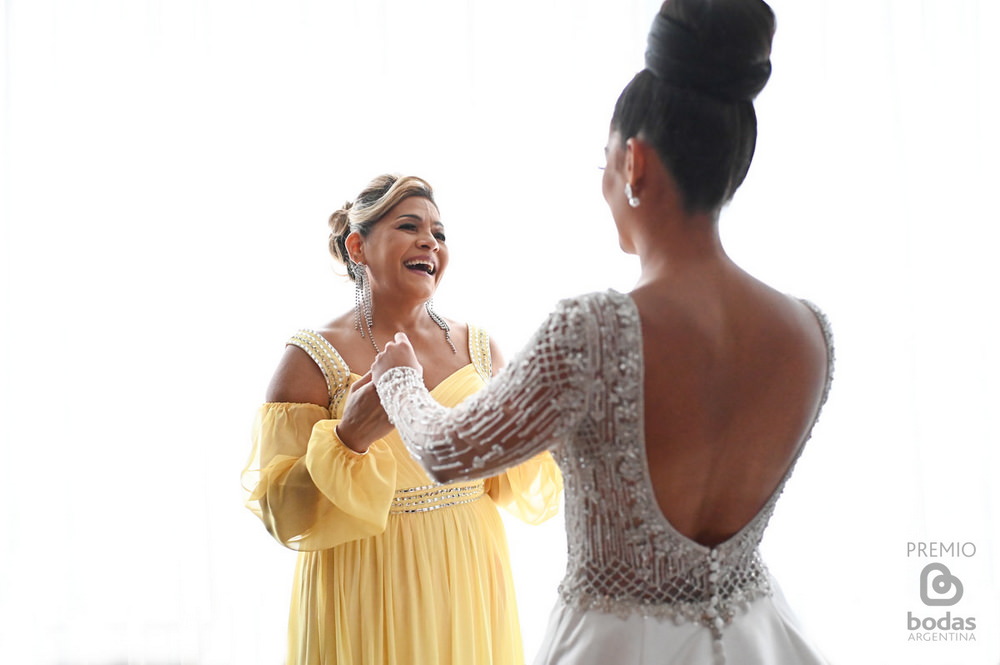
[624,137,649,192]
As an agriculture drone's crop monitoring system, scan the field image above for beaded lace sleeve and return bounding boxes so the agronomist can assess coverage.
[376,298,595,483]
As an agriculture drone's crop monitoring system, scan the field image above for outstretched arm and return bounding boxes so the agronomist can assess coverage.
[372,301,593,484]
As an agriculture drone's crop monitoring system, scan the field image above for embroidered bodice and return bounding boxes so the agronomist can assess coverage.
[376,290,834,643]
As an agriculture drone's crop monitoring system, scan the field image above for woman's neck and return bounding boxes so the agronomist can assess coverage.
[632,208,731,289]
[368,293,436,334]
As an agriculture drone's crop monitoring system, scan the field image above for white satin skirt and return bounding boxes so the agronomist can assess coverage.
[532,578,829,665]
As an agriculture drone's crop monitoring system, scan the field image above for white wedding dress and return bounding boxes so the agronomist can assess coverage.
[376,290,834,665]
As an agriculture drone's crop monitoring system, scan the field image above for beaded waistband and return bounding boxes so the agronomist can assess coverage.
[389,481,486,514]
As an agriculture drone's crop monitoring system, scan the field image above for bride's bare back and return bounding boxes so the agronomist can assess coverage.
[632,267,829,547]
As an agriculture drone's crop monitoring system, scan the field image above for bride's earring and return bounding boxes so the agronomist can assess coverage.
[625,183,640,208]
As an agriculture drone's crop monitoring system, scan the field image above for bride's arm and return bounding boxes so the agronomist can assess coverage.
[373,300,594,484]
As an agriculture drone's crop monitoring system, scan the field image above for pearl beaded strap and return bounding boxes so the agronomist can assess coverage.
[288,330,352,413]
[467,324,492,384]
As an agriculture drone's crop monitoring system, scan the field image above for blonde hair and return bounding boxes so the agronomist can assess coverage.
[328,174,436,279]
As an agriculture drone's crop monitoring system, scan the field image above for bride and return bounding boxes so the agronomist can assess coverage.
[369,1,833,663]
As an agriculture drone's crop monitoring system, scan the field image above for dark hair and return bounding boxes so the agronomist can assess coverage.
[611,0,776,214]
[328,174,436,280]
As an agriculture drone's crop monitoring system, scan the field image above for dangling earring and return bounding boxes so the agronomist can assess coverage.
[352,262,379,353]
[425,298,457,354]
[625,182,640,208]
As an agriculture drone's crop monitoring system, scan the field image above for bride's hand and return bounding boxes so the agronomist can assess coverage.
[372,332,423,383]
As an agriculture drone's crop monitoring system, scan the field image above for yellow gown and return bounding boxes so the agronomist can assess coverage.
[242,325,563,665]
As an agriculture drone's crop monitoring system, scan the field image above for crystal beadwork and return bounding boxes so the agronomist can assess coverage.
[376,290,834,661]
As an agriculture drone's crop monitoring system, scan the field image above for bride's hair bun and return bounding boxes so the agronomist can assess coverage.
[611,0,776,214]
[644,1,774,102]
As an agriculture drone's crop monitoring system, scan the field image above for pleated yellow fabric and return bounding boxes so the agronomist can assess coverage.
[243,326,562,665]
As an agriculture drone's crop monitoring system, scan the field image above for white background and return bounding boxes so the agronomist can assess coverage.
[1,1,998,664]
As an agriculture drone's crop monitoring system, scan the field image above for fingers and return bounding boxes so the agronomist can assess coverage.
[380,332,411,352]
[352,372,373,389]
[374,333,413,363]
[371,331,422,382]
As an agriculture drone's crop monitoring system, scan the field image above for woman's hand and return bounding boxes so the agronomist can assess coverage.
[336,372,394,453]
[371,332,423,383]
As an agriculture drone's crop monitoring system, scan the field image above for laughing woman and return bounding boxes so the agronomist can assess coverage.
[242,174,562,665]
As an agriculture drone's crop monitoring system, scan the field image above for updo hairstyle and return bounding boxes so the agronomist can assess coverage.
[328,174,436,280]
[612,0,776,214]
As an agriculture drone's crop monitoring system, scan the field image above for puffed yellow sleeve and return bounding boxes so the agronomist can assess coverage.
[242,402,397,551]
[485,450,562,525]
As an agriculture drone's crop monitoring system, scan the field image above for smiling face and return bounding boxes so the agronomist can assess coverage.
[346,195,448,303]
